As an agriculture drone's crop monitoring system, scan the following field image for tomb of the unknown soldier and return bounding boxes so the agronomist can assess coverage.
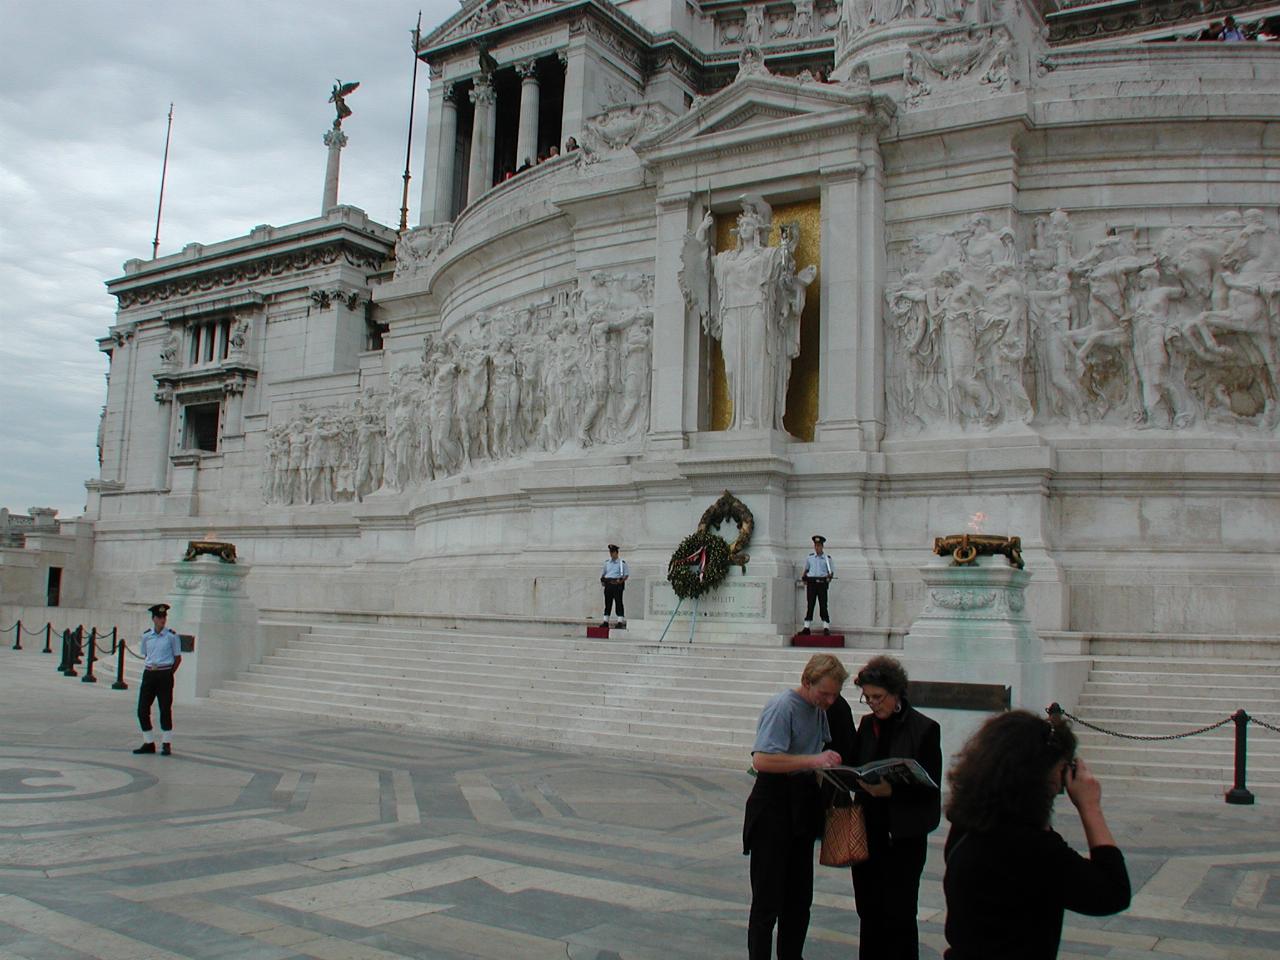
[3,0,1280,953]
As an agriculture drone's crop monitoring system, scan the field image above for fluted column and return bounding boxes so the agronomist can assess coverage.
[466,77,497,205]
[514,60,541,168]
[431,84,458,222]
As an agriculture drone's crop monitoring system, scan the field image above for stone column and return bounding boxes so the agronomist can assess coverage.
[515,61,541,167]
[814,160,866,444]
[648,192,695,447]
[154,386,174,490]
[856,142,887,445]
[321,124,348,213]
[559,46,585,147]
[466,77,497,205]
[420,84,458,225]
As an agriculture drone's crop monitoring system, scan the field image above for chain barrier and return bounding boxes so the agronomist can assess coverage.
[1048,704,1234,741]
[1250,715,1280,735]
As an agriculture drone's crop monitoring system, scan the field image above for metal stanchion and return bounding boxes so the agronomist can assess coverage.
[43,622,52,653]
[112,639,128,690]
[81,629,98,683]
[63,630,78,677]
[1226,709,1255,805]
[11,620,20,651]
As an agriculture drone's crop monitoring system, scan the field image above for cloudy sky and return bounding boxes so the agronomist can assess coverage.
[0,0,457,518]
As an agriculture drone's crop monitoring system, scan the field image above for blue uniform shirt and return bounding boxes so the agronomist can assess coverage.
[601,558,629,579]
[804,552,834,578]
[140,627,182,669]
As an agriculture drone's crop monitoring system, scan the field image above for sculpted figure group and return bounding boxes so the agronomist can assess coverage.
[263,273,654,504]
[885,208,1280,432]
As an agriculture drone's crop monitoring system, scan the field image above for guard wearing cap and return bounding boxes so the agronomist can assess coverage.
[600,544,630,629]
[133,603,182,755]
[801,536,834,636]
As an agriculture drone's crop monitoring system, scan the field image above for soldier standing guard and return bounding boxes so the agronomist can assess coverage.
[132,603,182,755]
[801,535,834,636]
[600,544,630,630]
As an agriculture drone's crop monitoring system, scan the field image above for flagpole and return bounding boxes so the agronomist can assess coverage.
[151,103,174,259]
[399,11,423,234]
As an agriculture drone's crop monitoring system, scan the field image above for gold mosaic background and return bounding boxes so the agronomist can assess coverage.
[708,198,821,439]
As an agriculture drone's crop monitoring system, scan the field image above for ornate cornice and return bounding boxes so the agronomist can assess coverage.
[1045,0,1276,43]
[113,244,386,310]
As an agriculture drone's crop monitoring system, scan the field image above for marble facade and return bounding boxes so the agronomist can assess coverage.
[77,0,1279,666]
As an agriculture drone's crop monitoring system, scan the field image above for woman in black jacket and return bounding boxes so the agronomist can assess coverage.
[942,710,1130,959]
[827,655,942,960]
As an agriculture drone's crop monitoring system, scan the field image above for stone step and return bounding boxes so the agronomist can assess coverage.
[207,687,752,767]
[1075,738,1280,765]
[265,647,804,688]
[1086,656,1280,674]
[238,667,770,720]
[1081,678,1280,696]
[1084,637,1280,660]
[1077,693,1280,712]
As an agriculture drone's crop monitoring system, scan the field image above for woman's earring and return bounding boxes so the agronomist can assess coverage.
[894,700,903,714]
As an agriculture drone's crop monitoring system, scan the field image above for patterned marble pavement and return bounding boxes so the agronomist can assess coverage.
[2,643,1279,959]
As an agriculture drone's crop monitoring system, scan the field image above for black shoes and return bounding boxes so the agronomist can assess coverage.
[823,627,831,636]
[133,743,156,754]
[615,621,627,630]
[161,744,172,756]
[800,627,811,635]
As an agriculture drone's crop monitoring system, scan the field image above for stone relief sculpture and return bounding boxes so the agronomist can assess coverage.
[680,197,817,431]
[902,26,1016,107]
[159,333,181,369]
[263,273,654,505]
[579,103,677,162]
[394,224,454,277]
[884,208,1280,434]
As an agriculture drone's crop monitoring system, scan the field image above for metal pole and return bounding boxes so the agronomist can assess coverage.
[11,619,20,650]
[43,622,52,653]
[152,103,174,259]
[64,629,79,677]
[82,629,98,683]
[112,638,129,690]
[398,11,423,234]
[656,597,683,644]
[1225,709,1255,805]
[688,594,700,643]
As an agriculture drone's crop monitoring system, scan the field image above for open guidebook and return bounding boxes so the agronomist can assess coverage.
[817,758,939,793]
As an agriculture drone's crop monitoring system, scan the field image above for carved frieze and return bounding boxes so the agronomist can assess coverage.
[394,224,455,279]
[580,102,677,161]
[902,25,1018,108]
[263,273,656,505]
[884,207,1280,435]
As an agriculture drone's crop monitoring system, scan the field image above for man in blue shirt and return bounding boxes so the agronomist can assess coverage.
[744,653,848,959]
[801,535,834,635]
[133,603,182,755]
[600,544,630,629]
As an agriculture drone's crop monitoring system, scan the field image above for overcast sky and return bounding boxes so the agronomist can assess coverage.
[0,0,456,519]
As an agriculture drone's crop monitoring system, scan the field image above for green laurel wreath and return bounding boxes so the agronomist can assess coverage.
[667,530,732,600]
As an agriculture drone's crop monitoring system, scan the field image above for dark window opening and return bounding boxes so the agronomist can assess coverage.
[183,402,221,452]
[46,567,62,607]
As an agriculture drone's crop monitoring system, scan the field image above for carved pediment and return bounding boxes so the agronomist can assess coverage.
[634,74,892,158]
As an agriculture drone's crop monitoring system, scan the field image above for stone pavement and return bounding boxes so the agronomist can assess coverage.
[2,642,1278,960]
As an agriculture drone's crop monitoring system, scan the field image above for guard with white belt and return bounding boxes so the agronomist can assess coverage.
[801,535,834,636]
[600,544,630,630]
[132,603,182,755]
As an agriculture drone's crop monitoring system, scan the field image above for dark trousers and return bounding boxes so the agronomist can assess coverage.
[137,668,175,732]
[603,582,625,618]
[748,821,815,959]
[851,833,929,960]
[804,579,830,623]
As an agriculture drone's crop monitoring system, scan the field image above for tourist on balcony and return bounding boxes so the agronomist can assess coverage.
[800,534,834,635]
[132,603,182,756]
[745,653,847,960]
[941,711,1131,959]
[517,157,532,173]
[826,656,942,960]
[600,544,629,629]
[1221,15,1246,40]
[1198,20,1223,39]
[565,136,579,152]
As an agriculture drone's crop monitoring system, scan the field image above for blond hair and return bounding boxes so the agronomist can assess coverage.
[801,653,848,688]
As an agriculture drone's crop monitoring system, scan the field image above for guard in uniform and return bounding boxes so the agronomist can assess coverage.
[600,544,630,629]
[801,535,834,636]
[133,603,182,755]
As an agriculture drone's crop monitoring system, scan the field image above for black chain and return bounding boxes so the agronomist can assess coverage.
[119,640,145,661]
[1057,708,1234,741]
[1250,715,1280,735]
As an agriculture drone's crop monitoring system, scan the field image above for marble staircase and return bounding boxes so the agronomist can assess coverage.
[1071,657,1280,801]
[208,624,838,767]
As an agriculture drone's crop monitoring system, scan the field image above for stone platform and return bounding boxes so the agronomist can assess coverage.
[3,642,1279,959]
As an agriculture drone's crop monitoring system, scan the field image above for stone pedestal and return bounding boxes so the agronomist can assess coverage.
[904,553,1040,663]
[631,566,792,645]
[164,554,263,700]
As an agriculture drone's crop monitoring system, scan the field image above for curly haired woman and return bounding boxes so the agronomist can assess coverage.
[942,710,1131,959]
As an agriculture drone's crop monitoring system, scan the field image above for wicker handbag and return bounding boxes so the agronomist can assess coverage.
[819,801,869,867]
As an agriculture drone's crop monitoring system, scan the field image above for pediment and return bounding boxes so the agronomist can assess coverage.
[634,74,886,156]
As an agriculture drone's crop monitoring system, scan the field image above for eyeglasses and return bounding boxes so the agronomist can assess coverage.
[859,693,890,706]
